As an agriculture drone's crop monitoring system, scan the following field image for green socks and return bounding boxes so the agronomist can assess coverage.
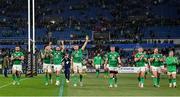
[49,74,52,80]
[45,74,48,83]
[109,77,113,85]
[138,77,140,82]
[153,77,161,86]
[96,70,99,77]
[141,77,144,84]
[16,74,20,82]
[80,74,83,82]
[56,75,60,81]
[104,71,109,77]
[12,74,20,82]
[153,77,157,86]
[73,74,78,84]
[72,74,83,84]
[157,77,160,85]
[169,79,172,84]
[172,78,176,83]
[12,74,16,81]
[114,77,117,84]
[108,75,117,86]
[138,77,144,84]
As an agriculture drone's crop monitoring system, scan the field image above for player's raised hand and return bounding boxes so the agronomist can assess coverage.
[85,35,89,41]
[104,64,108,70]
[49,41,52,46]
[82,35,89,50]
[141,54,144,58]
[61,40,64,44]
[119,62,123,67]
[118,64,122,68]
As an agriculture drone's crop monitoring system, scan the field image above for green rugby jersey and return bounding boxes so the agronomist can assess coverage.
[52,50,64,65]
[72,49,83,63]
[107,51,120,67]
[94,56,102,65]
[12,51,24,65]
[166,56,179,72]
[42,50,52,64]
[135,52,147,67]
[150,54,163,67]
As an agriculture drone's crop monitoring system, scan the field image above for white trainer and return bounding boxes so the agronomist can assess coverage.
[138,82,141,87]
[50,79,53,84]
[169,83,172,88]
[17,82,20,85]
[157,85,160,88]
[45,82,48,86]
[80,82,83,87]
[114,84,118,88]
[109,84,113,88]
[173,82,177,88]
[140,83,144,88]
[12,81,16,85]
[73,84,77,87]
[55,81,60,86]
[66,79,70,83]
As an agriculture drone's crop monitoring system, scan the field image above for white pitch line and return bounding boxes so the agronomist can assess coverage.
[0,78,28,89]
[59,78,65,97]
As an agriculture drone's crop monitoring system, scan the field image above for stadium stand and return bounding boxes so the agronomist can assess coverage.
[0,0,179,66]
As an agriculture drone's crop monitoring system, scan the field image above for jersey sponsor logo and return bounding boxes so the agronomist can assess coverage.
[112,56,115,60]
[66,61,69,64]
[75,54,79,57]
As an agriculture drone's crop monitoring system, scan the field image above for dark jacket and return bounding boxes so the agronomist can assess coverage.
[3,56,10,68]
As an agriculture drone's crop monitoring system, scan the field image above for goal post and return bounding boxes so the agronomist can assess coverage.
[26,0,36,77]
[32,0,36,76]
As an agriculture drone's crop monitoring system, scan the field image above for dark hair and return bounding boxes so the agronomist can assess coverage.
[44,44,49,49]
[154,48,158,50]
[169,50,174,53]
[15,45,20,48]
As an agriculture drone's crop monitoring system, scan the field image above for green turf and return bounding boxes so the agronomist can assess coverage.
[0,75,60,96]
[0,73,180,96]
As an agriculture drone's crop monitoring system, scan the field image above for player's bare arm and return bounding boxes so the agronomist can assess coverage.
[41,51,45,59]
[71,56,73,70]
[159,57,164,62]
[149,57,154,62]
[92,60,94,67]
[61,40,65,52]
[104,58,108,69]
[81,35,89,51]
[140,54,145,60]
[134,57,140,62]
[19,56,24,60]
[118,57,122,66]
[11,55,14,61]
[142,55,147,61]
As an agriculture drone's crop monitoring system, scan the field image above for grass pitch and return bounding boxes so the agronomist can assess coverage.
[0,73,180,96]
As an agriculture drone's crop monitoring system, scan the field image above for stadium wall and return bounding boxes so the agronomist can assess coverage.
[2,67,180,74]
